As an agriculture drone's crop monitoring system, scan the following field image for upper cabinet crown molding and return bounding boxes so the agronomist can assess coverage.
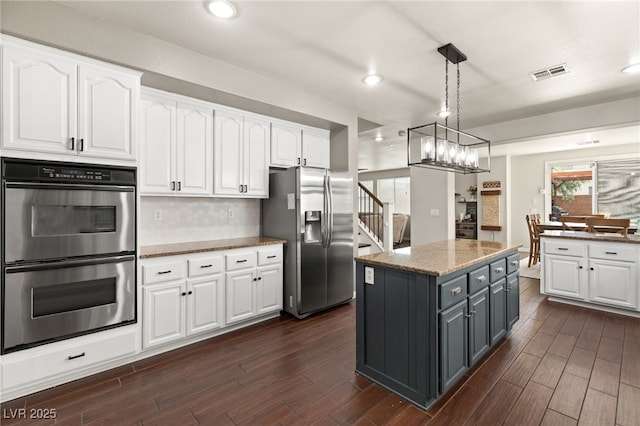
[1,35,141,162]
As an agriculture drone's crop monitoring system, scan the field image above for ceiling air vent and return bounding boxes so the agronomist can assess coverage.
[529,63,569,81]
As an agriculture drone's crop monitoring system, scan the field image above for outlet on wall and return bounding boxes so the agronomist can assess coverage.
[153,209,162,221]
[228,208,234,219]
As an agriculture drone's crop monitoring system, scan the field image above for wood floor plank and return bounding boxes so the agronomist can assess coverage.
[504,381,554,426]
[617,383,640,426]
[327,381,390,424]
[603,314,626,340]
[596,335,623,363]
[547,333,577,359]
[588,357,620,397]
[548,373,589,419]
[426,385,487,426]
[564,347,596,379]
[501,352,542,388]
[578,388,617,426]
[559,315,585,337]
[522,331,555,358]
[513,317,545,339]
[541,409,578,426]
[620,335,640,388]
[464,380,523,425]
[575,327,603,352]
[530,353,567,389]
[388,404,432,425]
[358,392,410,425]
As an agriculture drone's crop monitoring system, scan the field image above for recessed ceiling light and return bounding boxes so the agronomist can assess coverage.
[437,110,451,118]
[373,136,384,142]
[622,63,640,74]
[207,0,237,18]
[362,74,383,85]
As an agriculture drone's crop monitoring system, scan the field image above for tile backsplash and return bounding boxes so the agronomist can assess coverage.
[139,197,261,245]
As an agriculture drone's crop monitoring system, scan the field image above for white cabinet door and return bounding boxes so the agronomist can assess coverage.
[270,122,301,167]
[77,65,137,160]
[176,102,213,195]
[143,282,186,348]
[214,109,244,196]
[544,255,585,300]
[139,96,176,194]
[302,128,330,168]
[589,259,637,309]
[243,116,270,197]
[187,275,223,335]
[2,45,77,154]
[225,270,256,325]
[257,265,283,314]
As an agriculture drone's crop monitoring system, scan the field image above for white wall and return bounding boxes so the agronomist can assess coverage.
[510,143,640,250]
[409,167,454,244]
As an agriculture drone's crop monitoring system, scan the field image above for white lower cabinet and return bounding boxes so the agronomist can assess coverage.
[225,246,283,325]
[542,238,639,312]
[142,254,223,349]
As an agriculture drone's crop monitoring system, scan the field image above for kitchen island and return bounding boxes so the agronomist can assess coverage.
[354,239,521,410]
[540,230,640,317]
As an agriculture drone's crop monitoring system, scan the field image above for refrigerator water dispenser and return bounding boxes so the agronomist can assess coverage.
[304,210,322,243]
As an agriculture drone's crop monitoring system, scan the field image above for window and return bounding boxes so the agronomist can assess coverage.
[596,159,640,226]
[377,177,410,214]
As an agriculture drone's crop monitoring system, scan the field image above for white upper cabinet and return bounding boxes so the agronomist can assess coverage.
[214,108,269,198]
[270,120,330,169]
[301,127,330,169]
[139,88,213,196]
[1,37,140,161]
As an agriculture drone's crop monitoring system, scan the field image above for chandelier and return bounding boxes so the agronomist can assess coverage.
[408,43,491,174]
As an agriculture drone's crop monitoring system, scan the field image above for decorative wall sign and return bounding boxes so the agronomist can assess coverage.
[480,181,502,231]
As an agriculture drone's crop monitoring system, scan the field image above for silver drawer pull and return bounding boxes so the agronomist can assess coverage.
[605,251,618,255]
[200,264,213,268]
[476,275,487,283]
[157,270,172,275]
[450,286,462,296]
[68,352,85,360]
[557,248,569,251]
[494,267,504,273]
[267,255,277,259]
[236,259,247,263]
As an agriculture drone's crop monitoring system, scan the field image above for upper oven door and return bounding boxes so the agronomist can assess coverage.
[4,182,135,263]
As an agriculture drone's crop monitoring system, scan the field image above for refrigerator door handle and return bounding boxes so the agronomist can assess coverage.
[326,175,334,248]
[321,175,328,248]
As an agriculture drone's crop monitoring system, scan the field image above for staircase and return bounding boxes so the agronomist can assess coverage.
[358,182,393,254]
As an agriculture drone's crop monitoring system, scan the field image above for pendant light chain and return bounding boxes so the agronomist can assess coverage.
[444,56,449,129]
[456,62,461,142]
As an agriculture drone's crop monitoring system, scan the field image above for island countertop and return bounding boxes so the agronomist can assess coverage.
[140,236,287,259]
[540,230,640,244]
[354,239,522,276]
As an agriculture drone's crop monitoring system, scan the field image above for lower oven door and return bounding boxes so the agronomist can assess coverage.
[2,255,135,354]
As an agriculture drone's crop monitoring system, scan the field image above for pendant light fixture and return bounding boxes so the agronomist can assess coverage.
[408,43,490,174]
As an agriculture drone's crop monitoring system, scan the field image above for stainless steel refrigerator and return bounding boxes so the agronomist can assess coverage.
[262,167,354,319]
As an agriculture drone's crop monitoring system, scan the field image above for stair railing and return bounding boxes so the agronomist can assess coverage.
[358,182,384,244]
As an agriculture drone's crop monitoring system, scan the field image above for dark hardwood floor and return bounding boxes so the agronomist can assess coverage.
[2,274,640,425]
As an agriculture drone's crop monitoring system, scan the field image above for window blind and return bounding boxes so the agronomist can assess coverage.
[595,158,640,224]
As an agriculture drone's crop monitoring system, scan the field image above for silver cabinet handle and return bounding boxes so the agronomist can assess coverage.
[450,286,462,296]
[558,248,569,251]
[605,251,617,255]
[476,275,487,283]
[200,264,213,268]
[177,181,181,191]
[239,184,243,193]
[236,259,247,263]
[267,255,277,259]
[304,158,307,166]
[79,138,84,152]
[297,157,301,165]
[244,184,247,192]
[495,267,504,273]
[70,137,75,151]
[157,270,172,275]
[171,181,176,191]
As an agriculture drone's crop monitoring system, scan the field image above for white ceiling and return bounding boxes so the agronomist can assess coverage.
[49,0,640,170]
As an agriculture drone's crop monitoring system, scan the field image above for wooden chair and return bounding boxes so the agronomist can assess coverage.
[525,214,540,267]
[585,217,631,236]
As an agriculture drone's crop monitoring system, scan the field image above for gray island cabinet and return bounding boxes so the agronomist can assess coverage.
[354,239,521,410]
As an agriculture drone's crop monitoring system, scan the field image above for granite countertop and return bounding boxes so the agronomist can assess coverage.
[140,236,287,259]
[354,239,522,276]
[540,230,640,244]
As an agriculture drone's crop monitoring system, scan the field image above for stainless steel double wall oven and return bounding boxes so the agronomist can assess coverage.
[1,158,137,354]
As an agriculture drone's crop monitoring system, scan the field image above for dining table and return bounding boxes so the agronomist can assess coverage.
[537,221,638,235]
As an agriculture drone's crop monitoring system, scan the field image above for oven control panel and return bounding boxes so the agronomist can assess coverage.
[40,166,112,182]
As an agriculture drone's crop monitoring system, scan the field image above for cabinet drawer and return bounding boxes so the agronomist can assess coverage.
[440,274,468,309]
[469,265,490,294]
[506,254,520,275]
[188,256,223,277]
[489,259,507,282]
[589,244,637,263]
[545,240,585,257]
[226,251,257,271]
[2,329,136,390]
[258,247,282,266]
[143,262,185,284]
